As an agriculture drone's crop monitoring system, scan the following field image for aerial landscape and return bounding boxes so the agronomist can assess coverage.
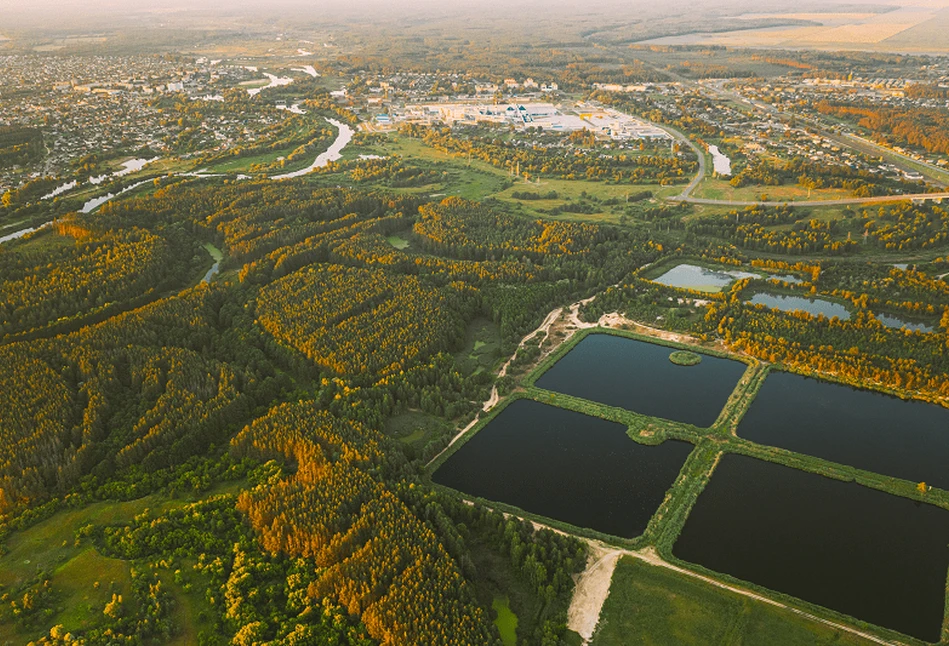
[4,0,949,643]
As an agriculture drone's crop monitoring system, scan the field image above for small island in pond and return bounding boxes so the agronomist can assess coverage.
[669,350,702,366]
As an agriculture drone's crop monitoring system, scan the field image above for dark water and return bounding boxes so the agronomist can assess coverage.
[534,334,747,427]
[674,454,949,642]
[432,400,693,538]
[739,371,949,489]
[747,292,851,320]
[875,312,934,333]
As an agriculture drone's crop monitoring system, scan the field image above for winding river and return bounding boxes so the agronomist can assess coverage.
[271,118,353,180]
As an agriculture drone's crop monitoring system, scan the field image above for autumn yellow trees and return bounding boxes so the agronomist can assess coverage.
[232,403,498,646]
[256,264,467,379]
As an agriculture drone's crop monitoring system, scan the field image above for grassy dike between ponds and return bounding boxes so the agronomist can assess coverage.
[426,325,949,644]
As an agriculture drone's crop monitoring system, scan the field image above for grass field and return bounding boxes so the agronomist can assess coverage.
[694,178,853,203]
[0,481,245,643]
[202,241,224,262]
[386,234,410,250]
[380,134,685,210]
[384,410,453,458]
[0,495,170,643]
[592,558,876,646]
[492,596,518,646]
[454,317,503,376]
[48,548,135,634]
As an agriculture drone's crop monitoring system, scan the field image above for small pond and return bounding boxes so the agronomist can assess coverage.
[874,312,934,333]
[746,292,851,320]
[652,263,758,293]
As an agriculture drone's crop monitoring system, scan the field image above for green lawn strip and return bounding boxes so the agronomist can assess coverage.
[524,388,704,446]
[492,596,518,646]
[715,362,771,434]
[723,437,949,508]
[591,557,879,646]
[651,441,723,554]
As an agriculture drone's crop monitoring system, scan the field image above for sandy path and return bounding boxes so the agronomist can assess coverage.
[426,306,565,466]
[567,544,623,643]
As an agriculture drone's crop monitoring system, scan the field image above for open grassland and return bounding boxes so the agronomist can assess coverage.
[695,178,854,203]
[380,134,684,211]
[592,557,877,646]
[0,481,244,643]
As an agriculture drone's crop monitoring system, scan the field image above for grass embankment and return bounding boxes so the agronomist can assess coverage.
[695,177,853,203]
[591,557,877,646]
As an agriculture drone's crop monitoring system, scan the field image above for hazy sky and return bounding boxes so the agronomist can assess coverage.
[0,0,920,30]
[3,0,947,56]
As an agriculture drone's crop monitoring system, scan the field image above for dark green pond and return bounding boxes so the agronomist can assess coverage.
[747,292,851,320]
[432,399,693,538]
[738,372,949,490]
[874,312,934,333]
[534,334,747,427]
[674,454,949,642]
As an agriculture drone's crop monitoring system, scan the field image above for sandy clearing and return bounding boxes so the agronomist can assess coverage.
[567,544,623,643]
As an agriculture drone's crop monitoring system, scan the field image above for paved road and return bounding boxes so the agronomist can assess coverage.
[660,123,706,200]
[672,192,949,208]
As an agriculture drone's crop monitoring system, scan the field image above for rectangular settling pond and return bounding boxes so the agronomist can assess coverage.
[674,454,949,642]
[432,399,693,538]
[739,371,949,490]
[534,334,747,427]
